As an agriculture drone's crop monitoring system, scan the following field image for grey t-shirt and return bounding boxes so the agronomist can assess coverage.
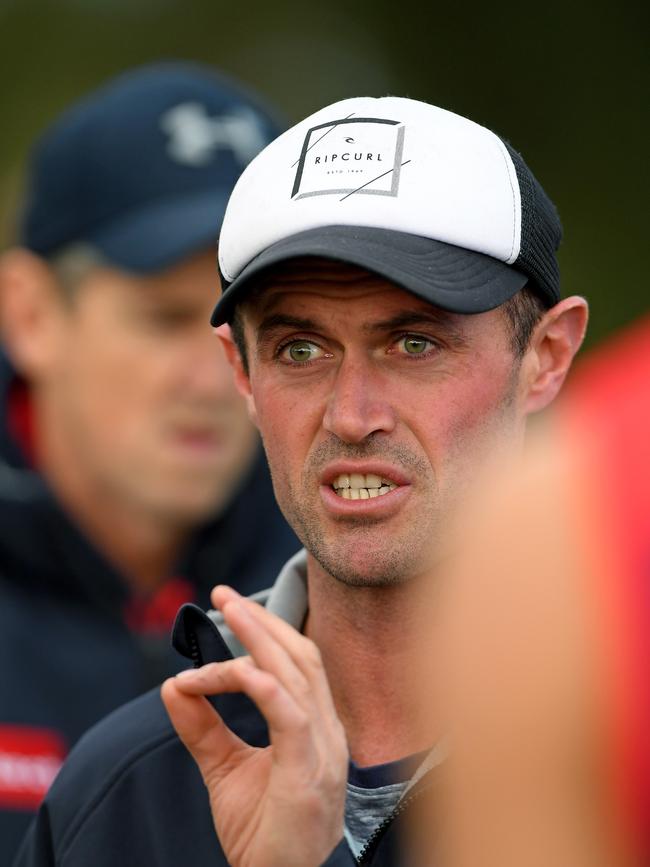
[344,754,423,858]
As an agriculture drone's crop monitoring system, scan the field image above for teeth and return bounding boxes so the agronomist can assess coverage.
[332,472,398,492]
[332,474,399,499]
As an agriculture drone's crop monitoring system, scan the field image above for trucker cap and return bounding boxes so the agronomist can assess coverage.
[20,62,284,272]
[211,96,562,324]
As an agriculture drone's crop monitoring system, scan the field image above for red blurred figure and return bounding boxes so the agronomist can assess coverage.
[433,315,650,867]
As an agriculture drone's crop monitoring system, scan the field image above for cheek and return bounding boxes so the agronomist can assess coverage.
[411,364,518,462]
[252,379,323,481]
[61,341,162,439]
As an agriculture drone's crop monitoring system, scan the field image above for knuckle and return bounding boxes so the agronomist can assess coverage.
[301,640,323,672]
[294,672,313,700]
[230,657,250,675]
[255,671,280,697]
[292,709,311,733]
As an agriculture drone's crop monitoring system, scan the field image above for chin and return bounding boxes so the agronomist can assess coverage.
[139,482,228,526]
[311,538,426,588]
[331,568,413,588]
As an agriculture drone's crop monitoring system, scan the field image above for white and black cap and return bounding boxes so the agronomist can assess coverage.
[211,96,562,325]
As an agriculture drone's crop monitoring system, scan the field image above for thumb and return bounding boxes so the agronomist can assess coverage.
[161,677,247,786]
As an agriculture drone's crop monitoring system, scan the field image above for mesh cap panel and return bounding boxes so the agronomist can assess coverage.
[501,139,562,307]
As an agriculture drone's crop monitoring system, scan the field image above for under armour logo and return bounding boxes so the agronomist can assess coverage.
[160,102,268,168]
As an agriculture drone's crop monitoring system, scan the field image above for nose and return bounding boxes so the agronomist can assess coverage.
[323,354,397,443]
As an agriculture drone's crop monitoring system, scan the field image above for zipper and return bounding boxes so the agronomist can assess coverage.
[355,784,430,865]
[187,629,203,668]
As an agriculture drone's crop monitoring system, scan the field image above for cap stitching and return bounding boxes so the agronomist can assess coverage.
[494,137,517,263]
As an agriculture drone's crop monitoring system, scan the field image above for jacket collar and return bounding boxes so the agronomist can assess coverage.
[173,549,308,664]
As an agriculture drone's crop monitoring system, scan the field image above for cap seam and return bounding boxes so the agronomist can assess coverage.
[494,136,518,263]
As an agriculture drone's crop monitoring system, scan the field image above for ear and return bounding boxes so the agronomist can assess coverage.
[522,296,589,415]
[214,323,259,426]
[0,248,69,380]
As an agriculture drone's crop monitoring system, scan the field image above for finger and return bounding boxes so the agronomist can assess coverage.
[161,677,248,787]
[175,662,320,769]
[173,657,259,696]
[214,586,327,685]
[211,584,241,609]
[217,593,339,721]
[170,661,316,765]
[220,600,323,714]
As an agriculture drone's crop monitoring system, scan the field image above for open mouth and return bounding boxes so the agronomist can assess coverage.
[331,473,399,500]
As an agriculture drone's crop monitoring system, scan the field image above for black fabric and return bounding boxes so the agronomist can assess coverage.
[171,603,234,668]
[211,225,529,325]
[348,751,427,790]
[14,610,411,867]
[0,351,299,867]
[501,139,563,306]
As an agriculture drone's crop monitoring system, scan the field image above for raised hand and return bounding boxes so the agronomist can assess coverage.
[161,586,349,867]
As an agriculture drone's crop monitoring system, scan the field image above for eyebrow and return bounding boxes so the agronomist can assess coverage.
[255,309,468,347]
[256,313,322,342]
[363,310,462,335]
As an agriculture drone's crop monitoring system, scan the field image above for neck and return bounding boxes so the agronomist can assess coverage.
[304,554,432,767]
[32,396,188,594]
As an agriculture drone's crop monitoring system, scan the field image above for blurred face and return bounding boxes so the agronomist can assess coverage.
[239,263,526,586]
[45,249,256,524]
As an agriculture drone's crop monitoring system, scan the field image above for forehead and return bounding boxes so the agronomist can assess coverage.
[76,248,218,303]
[242,258,453,324]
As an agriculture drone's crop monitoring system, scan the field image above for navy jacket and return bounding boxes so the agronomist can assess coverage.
[0,354,299,864]
[14,605,416,866]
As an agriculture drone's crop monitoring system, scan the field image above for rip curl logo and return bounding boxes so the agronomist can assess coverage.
[291,116,410,201]
[160,102,268,168]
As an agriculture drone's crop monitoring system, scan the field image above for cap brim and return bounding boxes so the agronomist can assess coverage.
[211,225,528,325]
[89,189,231,273]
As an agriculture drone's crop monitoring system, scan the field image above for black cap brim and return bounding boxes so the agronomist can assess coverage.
[211,225,528,325]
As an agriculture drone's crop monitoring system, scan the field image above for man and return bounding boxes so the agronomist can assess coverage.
[430,315,650,867]
[14,96,588,866]
[0,63,298,864]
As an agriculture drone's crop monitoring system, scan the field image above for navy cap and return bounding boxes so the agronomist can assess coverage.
[20,62,284,272]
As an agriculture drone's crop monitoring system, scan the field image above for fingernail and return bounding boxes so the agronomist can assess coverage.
[212,586,240,610]
[213,584,239,596]
[176,669,199,681]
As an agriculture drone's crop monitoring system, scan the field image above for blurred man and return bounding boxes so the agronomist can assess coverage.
[15,97,587,867]
[430,315,650,867]
[0,63,298,862]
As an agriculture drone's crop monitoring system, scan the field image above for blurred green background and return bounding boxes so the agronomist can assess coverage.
[0,0,647,347]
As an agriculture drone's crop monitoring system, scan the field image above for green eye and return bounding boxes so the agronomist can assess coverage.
[402,336,430,354]
[286,341,319,363]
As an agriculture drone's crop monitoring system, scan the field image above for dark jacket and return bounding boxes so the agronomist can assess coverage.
[14,604,418,866]
[0,354,299,864]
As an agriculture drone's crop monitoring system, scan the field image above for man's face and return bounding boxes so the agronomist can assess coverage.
[239,262,527,586]
[45,249,255,525]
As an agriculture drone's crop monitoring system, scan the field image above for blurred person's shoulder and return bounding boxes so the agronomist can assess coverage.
[15,552,309,865]
[20,684,268,866]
